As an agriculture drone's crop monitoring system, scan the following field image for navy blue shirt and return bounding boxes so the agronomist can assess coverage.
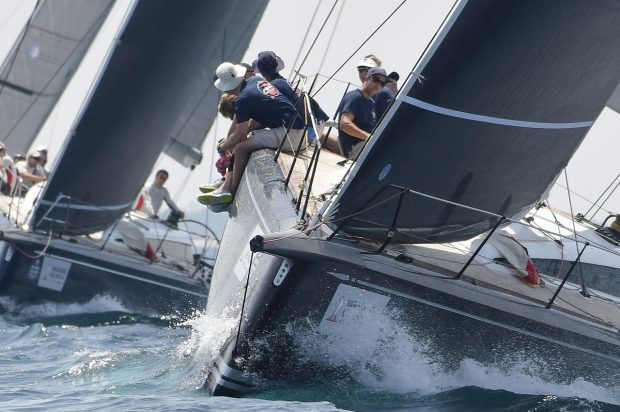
[235,76,304,130]
[374,87,395,120]
[338,89,377,158]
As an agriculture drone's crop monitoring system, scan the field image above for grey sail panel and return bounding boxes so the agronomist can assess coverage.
[0,0,115,155]
[327,0,620,244]
[33,0,267,235]
[607,83,620,114]
[163,1,267,168]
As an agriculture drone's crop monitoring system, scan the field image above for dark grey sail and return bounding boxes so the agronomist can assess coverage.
[0,0,115,155]
[32,0,267,235]
[327,0,620,244]
[607,83,620,114]
[163,3,267,168]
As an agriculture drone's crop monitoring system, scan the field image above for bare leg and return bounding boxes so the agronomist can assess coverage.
[320,129,342,155]
[229,138,258,195]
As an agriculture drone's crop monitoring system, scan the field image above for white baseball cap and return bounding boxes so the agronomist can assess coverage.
[356,57,379,69]
[214,62,246,92]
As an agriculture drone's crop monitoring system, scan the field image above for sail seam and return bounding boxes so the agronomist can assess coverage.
[402,96,594,129]
[38,200,132,211]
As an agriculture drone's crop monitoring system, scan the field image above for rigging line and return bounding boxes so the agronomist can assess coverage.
[590,178,620,222]
[0,0,41,96]
[288,0,324,81]
[292,0,339,83]
[554,182,612,215]
[583,170,620,219]
[316,0,346,76]
[564,170,588,293]
[2,1,115,147]
[311,0,408,98]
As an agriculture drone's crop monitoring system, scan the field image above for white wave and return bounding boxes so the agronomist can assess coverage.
[177,305,240,388]
[0,294,129,317]
[292,306,620,405]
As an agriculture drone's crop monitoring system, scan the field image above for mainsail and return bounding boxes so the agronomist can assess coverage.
[163,3,267,168]
[0,0,115,155]
[32,0,267,235]
[327,0,620,244]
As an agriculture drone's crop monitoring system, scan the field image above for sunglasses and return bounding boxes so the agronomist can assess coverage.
[357,67,369,73]
[370,76,387,87]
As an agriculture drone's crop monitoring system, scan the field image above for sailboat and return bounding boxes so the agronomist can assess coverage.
[202,1,620,396]
[0,0,267,317]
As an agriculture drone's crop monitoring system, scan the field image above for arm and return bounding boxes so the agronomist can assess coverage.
[163,189,184,218]
[17,169,46,183]
[219,119,251,151]
[339,112,371,141]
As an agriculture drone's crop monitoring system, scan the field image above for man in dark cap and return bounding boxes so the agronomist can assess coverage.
[337,67,389,158]
[374,71,399,120]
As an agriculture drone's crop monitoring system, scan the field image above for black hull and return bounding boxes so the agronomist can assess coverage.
[0,234,207,318]
[208,238,620,395]
[203,150,620,396]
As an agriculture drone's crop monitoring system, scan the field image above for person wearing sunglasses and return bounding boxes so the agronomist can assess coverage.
[356,54,382,82]
[337,67,389,158]
[374,71,399,120]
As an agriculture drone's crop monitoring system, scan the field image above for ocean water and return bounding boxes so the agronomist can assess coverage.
[0,295,618,412]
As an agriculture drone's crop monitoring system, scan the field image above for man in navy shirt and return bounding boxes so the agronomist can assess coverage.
[338,67,389,158]
[374,71,399,120]
[198,62,305,206]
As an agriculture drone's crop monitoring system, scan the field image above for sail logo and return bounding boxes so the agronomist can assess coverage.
[378,164,391,181]
[256,81,280,98]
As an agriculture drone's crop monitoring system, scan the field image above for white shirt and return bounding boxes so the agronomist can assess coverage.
[140,184,180,218]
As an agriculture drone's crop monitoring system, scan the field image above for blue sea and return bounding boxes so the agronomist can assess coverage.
[1,295,618,412]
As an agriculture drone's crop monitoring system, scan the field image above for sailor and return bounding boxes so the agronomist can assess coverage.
[35,145,50,177]
[338,67,389,158]
[198,61,305,206]
[320,54,383,155]
[0,143,15,195]
[15,150,47,193]
[136,170,185,220]
[374,71,399,120]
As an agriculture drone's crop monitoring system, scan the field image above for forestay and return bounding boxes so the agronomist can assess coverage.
[327,0,620,244]
[32,0,267,235]
[0,0,115,155]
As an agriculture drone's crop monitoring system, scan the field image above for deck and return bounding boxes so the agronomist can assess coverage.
[277,145,620,332]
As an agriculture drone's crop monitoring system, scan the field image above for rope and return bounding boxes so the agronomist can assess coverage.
[311,0,408,98]
[235,251,254,353]
[8,229,53,259]
[563,171,589,295]
[288,0,326,81]
[583,170,620,220]
[316,0,346,77]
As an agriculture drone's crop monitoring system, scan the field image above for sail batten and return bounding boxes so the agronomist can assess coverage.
[327,0,620,244]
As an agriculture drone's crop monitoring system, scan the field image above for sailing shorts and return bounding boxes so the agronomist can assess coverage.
[249,126,306,153]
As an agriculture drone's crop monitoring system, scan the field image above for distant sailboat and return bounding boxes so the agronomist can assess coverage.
[202,0,620,396]
[0,0,267,316]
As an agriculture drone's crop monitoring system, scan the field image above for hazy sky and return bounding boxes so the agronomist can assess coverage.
[1,0,618,235]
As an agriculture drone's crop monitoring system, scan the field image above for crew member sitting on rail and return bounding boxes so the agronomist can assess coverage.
[198,62,305,206]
